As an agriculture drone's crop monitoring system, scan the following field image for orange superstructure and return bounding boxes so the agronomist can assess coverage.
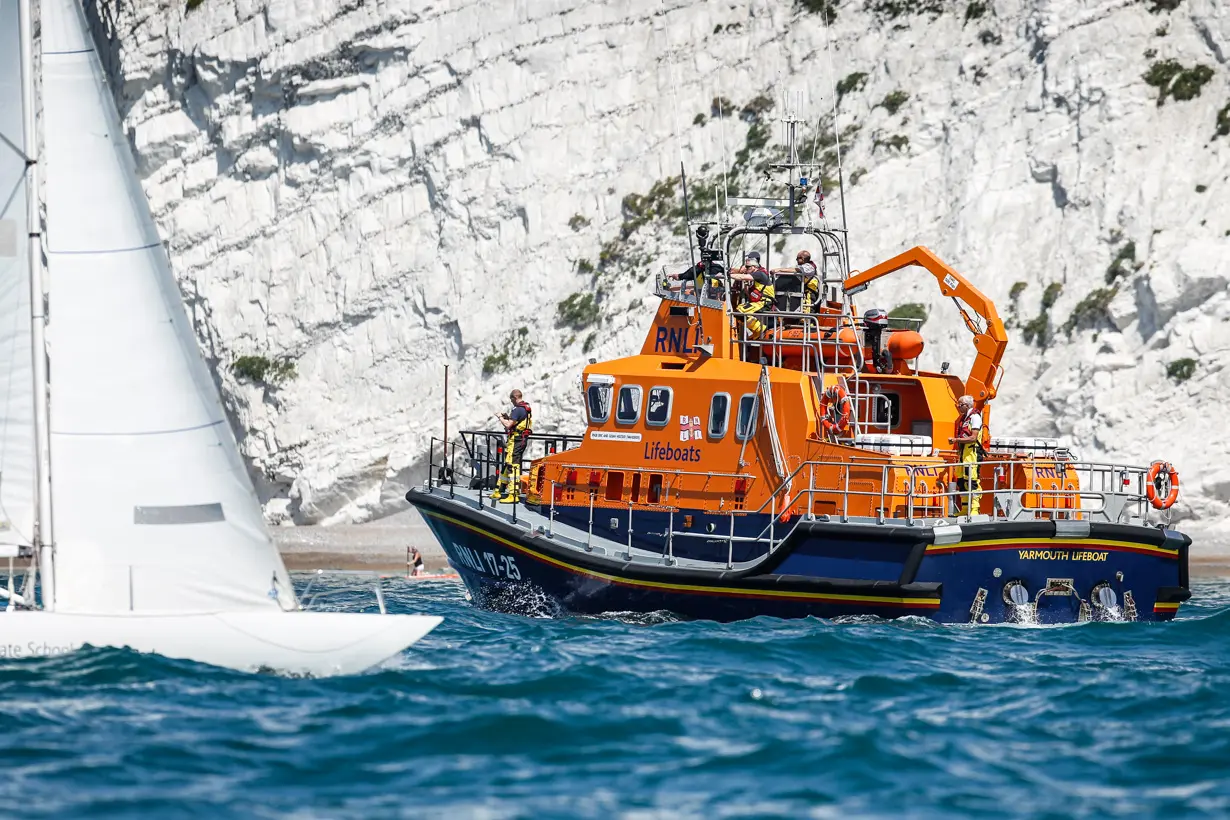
[519,230,1046,526]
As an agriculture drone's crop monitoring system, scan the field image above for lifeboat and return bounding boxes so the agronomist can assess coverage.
[405,109,1191,627]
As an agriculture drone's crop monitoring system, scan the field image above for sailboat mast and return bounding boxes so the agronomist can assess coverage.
[19,0,56,610]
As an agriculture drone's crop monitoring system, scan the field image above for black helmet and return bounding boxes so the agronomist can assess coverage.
[745,251,761,263]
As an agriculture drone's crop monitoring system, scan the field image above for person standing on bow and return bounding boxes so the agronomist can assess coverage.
[730,251,776,338]
[493,389,533,503]
[951,394,989,516]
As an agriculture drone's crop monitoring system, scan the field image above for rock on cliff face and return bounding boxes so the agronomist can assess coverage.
[84,0,1229,529]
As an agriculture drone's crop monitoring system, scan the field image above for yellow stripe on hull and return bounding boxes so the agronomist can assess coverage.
[422,509,942,608]
[927,537,1180,559]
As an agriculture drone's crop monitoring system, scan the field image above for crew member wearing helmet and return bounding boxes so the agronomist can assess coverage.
[771,250,820,312]
[730,251,776,337]
[950,394,990,516]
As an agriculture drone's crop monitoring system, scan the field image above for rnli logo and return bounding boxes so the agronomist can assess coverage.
[679,415,702,442]
[653,326,703,354]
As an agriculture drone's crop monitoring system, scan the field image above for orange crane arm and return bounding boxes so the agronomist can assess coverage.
[843,246,1007,404]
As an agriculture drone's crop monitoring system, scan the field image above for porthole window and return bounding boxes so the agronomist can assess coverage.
[586,383,612,424]
[735,393,759,441]
[708,393,731,439]
[615,385,642,425]
[646,387,672,427]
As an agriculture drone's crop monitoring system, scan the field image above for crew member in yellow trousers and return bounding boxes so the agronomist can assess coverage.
[730,251,776,337]
[494,389,532,503]
[951,394,989,516]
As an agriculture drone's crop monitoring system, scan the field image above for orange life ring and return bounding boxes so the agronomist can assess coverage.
[819,384,851,437]
[1145,461,1180,510]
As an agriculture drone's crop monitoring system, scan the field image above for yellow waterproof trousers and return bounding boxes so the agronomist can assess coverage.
[494,435,526,502]
[958,443,982,515]
[737,300,770,336]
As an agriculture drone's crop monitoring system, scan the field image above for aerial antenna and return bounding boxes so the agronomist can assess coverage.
[680,164,706,344]
[716,90,730,222]
[667,56,696,272]
[820,1,850,245]
[681,162,696,271]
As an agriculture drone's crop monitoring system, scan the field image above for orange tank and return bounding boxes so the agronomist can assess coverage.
[887,329,924,360]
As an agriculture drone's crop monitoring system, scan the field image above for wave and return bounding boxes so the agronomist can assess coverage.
[0,575,1227,817]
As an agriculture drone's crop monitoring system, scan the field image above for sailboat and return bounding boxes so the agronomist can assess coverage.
[0,0,441,674]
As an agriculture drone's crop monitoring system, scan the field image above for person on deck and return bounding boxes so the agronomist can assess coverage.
[493,389,533,503]
[663,259,725,300]
[729,251,776,338]
[771,250,820,312]
[951,394,989,516]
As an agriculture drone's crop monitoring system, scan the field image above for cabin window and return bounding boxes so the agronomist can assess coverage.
[605,471,625,501]
[647,473,664,505]
[735,393,759,441]
[586,383,612,424]
[630,472,642,503]
[874,393,902,429]
[615,385,642,425]
[645,387,672,427]
[708,393,731,438]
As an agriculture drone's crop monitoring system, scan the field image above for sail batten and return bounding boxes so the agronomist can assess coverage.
[0,0,38,549]
[41,0,294,613]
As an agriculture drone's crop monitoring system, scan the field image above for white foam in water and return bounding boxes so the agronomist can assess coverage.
[1008,603,1039,626]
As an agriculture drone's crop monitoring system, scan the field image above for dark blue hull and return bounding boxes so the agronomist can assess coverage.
[408,490,1190,625]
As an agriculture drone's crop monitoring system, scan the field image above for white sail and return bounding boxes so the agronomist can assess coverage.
[41,0,295,613]
[0,0,37,550]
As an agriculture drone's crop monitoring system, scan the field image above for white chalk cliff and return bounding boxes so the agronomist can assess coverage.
[81,0,1230,536]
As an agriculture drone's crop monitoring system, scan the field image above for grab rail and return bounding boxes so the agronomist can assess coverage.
[426,435,1173,567]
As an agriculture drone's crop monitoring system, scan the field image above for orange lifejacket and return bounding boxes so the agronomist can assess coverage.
[956,407,991,449]
[509,401,533,443]
[744,268,775,305]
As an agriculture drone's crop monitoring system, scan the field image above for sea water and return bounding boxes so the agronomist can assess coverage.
[1,576,1228,818]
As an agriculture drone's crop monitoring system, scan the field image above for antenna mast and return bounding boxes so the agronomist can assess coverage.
[771,92,812,228]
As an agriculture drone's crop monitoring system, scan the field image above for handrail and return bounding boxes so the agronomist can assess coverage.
[428,426,1172,567]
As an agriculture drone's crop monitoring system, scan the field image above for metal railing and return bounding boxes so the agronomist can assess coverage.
[426,430,585,523]
[427,450,1173,570]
